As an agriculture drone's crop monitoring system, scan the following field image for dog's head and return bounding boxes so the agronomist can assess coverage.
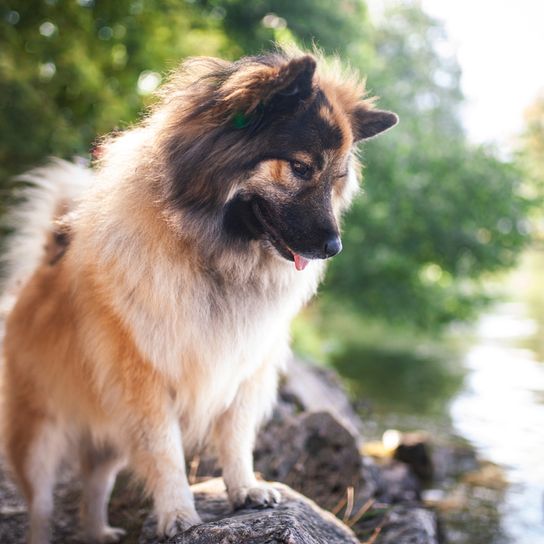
[159,51,398,269]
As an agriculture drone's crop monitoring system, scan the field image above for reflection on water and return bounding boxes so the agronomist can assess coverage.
[451,303,544,544]
[332,345,464,420]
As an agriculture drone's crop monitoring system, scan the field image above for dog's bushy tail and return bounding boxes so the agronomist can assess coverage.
[0,158,93,316]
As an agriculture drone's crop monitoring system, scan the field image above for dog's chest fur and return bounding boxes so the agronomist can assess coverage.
[78,213,323,448]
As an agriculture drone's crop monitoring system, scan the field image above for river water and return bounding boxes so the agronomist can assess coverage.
[451,302,544,543]
[332,253,544,543]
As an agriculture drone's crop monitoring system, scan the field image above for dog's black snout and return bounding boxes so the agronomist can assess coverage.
[323,235,342,258]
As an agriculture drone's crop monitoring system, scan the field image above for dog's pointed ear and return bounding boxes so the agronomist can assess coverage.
[351,105,399,141]
[223,55,316,120]
[263,55,316,111]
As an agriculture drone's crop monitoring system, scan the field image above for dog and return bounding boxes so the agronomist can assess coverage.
[1,48,397,544]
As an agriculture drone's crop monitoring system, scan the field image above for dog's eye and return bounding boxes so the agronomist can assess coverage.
[290,160,312,180]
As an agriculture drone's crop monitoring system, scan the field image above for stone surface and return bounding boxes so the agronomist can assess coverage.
[281,358,365,442]
[376,461,422,503]
[394,433,434,483]
[377,505,439,544]
[431,441,479,484]
[139,478,359,544]
[254,411,364,512]
[0,459,359,544]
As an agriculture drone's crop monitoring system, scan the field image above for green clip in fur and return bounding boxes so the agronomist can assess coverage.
[232,112,250,129]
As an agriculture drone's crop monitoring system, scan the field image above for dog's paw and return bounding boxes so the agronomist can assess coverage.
[85,525,126,543]
[229,483,281,510]
[157,508,202,538]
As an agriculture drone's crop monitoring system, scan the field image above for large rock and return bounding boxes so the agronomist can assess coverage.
[140,478,359,544]
[281,358,365,442]
[254,411,366,512]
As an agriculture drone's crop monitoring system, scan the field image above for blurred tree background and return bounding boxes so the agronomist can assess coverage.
[0,0,537,413]
[520,92,544,201]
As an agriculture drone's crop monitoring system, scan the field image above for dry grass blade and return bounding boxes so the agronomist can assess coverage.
[346,497,375,527]
[188,455,200,485]
[342,486,355,523]
[362,511,389,544]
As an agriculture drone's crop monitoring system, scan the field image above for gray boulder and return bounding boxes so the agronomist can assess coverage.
[255,411,365,512]
[281,357,365,443]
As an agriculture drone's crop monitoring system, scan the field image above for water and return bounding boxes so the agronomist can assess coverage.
[451,302,544,543]
[330,252,544,542]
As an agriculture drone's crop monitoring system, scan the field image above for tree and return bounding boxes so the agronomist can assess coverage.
[194,0,368,56]
[323,2,532,328]
[0,0,232,223]
[520,93,544,198]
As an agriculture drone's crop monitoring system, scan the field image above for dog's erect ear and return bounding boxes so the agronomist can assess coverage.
[351,105,399,141]
[223,55,316,119]
[263,55,316,111]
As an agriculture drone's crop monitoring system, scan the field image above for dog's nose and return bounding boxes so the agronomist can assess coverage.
[323,235,342,258]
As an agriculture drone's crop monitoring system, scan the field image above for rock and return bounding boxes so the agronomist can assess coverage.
[393,432,434,483]
[0,457,358,544]
[362,429,433,485]
[375,461,422,503]
[431,441,479,484]
[377,505,439,544]
[254,411,365,512]
[281,358,364,443]
[139,478,359,544]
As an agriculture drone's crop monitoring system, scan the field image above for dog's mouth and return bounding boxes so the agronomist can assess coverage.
[251,200,310,271]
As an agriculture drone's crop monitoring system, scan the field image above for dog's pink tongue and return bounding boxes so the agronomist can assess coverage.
[294,254,309,271]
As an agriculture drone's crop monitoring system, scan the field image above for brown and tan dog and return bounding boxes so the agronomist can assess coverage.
[1,49,397,544]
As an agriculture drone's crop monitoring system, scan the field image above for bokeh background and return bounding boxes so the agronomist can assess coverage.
[1,1,543,543]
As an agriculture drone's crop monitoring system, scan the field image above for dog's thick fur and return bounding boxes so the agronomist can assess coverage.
[1,49,397,544]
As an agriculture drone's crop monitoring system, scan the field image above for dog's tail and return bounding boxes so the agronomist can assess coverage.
[0,158,93,317]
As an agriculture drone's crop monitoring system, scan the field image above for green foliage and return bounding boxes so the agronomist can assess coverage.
[0,0,231,219]
[323,3,532,329]
[327,141,529,327]
[194,0,368,55]
[519,93,544,200]
[0,0,534,334]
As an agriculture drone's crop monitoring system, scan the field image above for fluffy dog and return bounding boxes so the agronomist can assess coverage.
[1,49,397,544]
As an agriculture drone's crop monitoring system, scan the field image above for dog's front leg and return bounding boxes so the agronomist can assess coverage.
[213,362,281,509]
[126,401,202,536]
